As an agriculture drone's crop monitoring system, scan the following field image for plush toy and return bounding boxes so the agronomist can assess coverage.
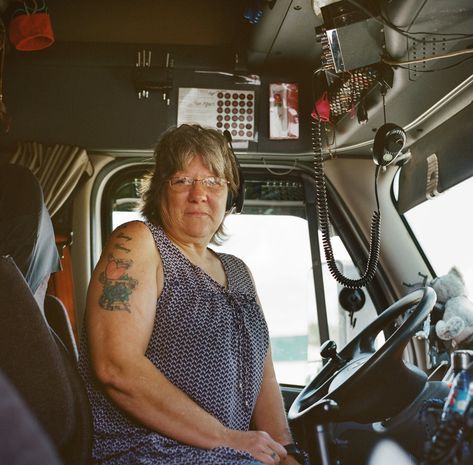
[431,267,473,349]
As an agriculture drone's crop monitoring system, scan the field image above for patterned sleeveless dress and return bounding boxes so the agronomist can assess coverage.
[78,222,270,465]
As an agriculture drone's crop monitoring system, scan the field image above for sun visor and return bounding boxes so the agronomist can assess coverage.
[398,102,473,214]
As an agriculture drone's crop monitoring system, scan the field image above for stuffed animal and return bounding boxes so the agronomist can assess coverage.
[431,267,473,349]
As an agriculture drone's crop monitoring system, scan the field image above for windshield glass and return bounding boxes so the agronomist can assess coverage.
[402,176,473,294]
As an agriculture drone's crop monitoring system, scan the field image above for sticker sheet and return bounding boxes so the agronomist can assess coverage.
[178,88,256,141]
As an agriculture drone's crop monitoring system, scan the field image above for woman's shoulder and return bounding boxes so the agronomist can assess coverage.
[217,252,252,277]
[105,220,157,256]
[217,251,244,264]
[218,253,259,300]
[110,220,153,240]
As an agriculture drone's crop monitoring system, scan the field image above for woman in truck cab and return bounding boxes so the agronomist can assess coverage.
[79,124,303,465]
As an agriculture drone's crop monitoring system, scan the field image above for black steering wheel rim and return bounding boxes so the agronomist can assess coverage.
[288,287,436,424]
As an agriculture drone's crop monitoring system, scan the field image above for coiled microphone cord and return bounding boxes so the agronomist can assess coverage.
[312,118,381,289]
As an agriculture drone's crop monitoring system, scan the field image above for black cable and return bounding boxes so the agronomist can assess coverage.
[374,164,380,212]
[381,92,386,126]
[346,0,473,44]
[311,118,381,289]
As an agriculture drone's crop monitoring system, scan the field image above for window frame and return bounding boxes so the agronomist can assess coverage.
[96,161,392,381]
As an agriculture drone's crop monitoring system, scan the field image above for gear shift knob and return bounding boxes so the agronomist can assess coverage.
[320,340,346,367]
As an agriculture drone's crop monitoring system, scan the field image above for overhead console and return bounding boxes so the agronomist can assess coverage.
[2,30,317,155]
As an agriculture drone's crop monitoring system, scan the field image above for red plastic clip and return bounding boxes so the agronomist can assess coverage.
[311,91,330,122]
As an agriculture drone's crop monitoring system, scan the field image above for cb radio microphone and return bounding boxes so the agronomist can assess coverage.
[373,123,406,166]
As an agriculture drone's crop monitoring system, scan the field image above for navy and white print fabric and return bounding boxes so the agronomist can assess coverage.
[79,222,269,465]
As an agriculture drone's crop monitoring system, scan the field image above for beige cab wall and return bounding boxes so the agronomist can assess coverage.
[323,156,432,298]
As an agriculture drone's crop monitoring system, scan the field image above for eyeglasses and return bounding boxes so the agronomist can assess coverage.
[168,176,229,192]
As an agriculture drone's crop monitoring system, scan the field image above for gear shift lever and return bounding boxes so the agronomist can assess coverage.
[320,340,346,368]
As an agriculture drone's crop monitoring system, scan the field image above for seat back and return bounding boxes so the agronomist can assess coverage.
[0,255,92,464]
[0,368,62,465]
[0,164,92,463]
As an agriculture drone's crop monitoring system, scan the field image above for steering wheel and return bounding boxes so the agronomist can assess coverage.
[288,287,437,425]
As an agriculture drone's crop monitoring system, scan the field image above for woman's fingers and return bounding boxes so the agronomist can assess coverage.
[225,430,287,465]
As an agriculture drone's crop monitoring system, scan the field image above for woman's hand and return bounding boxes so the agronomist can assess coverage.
[224,429,287,465]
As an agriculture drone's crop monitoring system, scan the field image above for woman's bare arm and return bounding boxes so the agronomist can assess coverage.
[251,350,300,465]
[251,348,293,445]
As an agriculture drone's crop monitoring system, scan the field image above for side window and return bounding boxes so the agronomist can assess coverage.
[210,178,318,386]
[401,175,473,291]
[104,168,378,386]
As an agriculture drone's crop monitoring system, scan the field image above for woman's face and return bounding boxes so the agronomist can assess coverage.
[160,154,228,245]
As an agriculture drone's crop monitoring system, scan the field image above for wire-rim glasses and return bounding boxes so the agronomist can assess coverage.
[168,176,229,192]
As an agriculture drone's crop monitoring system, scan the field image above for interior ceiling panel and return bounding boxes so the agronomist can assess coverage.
[46,0,247,47]
[248,0,323,68]
[46,0,322,70]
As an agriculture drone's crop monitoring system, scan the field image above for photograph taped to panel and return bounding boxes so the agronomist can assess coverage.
[269,83,299,140]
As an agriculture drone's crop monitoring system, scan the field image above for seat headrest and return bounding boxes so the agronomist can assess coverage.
[0,164,61,294]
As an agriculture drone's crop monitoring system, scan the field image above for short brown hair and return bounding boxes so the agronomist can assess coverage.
[140,124,240,244]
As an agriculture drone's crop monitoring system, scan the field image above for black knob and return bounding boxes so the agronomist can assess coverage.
[320,340,337,358]
[320,398,339,414]
[339,287,365,313]
[320,340,345,367]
